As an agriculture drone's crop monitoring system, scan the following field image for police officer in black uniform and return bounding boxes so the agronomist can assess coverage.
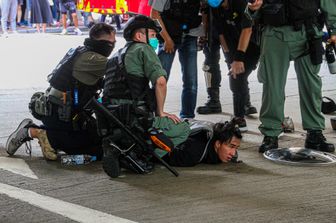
[204,0,260,132]
[196,0,258,116]
[6,23,116,160]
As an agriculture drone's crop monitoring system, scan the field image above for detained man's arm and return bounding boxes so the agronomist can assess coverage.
[230,27,252,79]
[150,8,175,53]
[155,76,181,123]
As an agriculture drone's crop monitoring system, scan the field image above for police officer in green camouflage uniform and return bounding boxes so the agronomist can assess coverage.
[248,0,336,153]
[102,15,190,177]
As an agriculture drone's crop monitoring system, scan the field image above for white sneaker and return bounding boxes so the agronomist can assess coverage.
[74,28,82,36]
[3,32,9,38]
[61,29,68,35]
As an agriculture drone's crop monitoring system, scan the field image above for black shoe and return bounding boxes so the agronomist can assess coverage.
[305,130,335,152]
[197,88,222,114]
[259,136,278,153]
[232,117,248,132]
[245,105,257,115]
[197,101,222,114]
[102,142,121,178]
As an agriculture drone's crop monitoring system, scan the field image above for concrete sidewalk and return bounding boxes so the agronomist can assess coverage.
[0,33,336,222]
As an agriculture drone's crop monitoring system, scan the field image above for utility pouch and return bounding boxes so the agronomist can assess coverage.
[262,3,287,27]
[58,91,72,122]
[48,91,73,122]
[29,92,52,120]
[308,38,323,65]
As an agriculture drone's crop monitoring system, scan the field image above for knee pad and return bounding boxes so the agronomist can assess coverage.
[203,64,212,88]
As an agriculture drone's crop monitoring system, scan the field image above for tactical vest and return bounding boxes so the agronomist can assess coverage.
[47,46,103,124]
[103,43,151,102]
[261,0,320,27]
[160,0,202,42]
[48,46,87,92]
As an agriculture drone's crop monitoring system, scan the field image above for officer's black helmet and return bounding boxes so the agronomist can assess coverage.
[123,15,162,41]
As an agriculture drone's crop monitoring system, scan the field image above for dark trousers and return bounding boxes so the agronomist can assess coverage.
[202,35,221,88]
[203,37,252,118]
[41,106,102,157]
[229,68,253,118]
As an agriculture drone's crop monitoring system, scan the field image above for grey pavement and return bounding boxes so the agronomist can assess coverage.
[0,32,336,222]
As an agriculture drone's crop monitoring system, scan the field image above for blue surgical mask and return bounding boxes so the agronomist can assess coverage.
[148,37,159,50]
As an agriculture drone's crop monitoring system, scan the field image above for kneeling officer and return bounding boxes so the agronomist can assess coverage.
[6,23,116,160]
[102,15,190,177]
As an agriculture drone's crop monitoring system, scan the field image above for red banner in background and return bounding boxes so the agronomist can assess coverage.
[78,0,151,15]
[128,0,151,16]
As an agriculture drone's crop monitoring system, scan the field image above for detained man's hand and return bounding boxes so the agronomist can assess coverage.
[160,112,181,124]
[230,61,245,79]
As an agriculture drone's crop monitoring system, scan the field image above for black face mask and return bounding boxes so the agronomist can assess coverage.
[84,38,115,57]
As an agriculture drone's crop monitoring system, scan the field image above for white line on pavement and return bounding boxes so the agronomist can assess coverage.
[0,157,38,179]
[0,183,137,223]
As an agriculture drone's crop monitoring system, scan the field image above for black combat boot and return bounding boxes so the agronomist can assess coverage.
[197,88,222,114]
[245,104,258,115]
[259,136,278,153]
[244,100,257,115]
[305,130,335,152]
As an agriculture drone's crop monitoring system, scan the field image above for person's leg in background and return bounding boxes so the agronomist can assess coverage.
[69,3,82,35]
[16,0,23,26]
[25,0,31,26]
[59,1,68,34]
[229,69,253,132]
[197,35,222,114]
[8,0,18,32]
[20,0,26,25]
[178,36,198,119]
[1,0,10,34]
[82,12,94,28]
[50,0,58,25]
[100,14,106,23]
[114,14,121,30]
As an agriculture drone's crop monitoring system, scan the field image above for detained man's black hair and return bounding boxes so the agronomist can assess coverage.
[212,119,242,144]
[89,22,116,40]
